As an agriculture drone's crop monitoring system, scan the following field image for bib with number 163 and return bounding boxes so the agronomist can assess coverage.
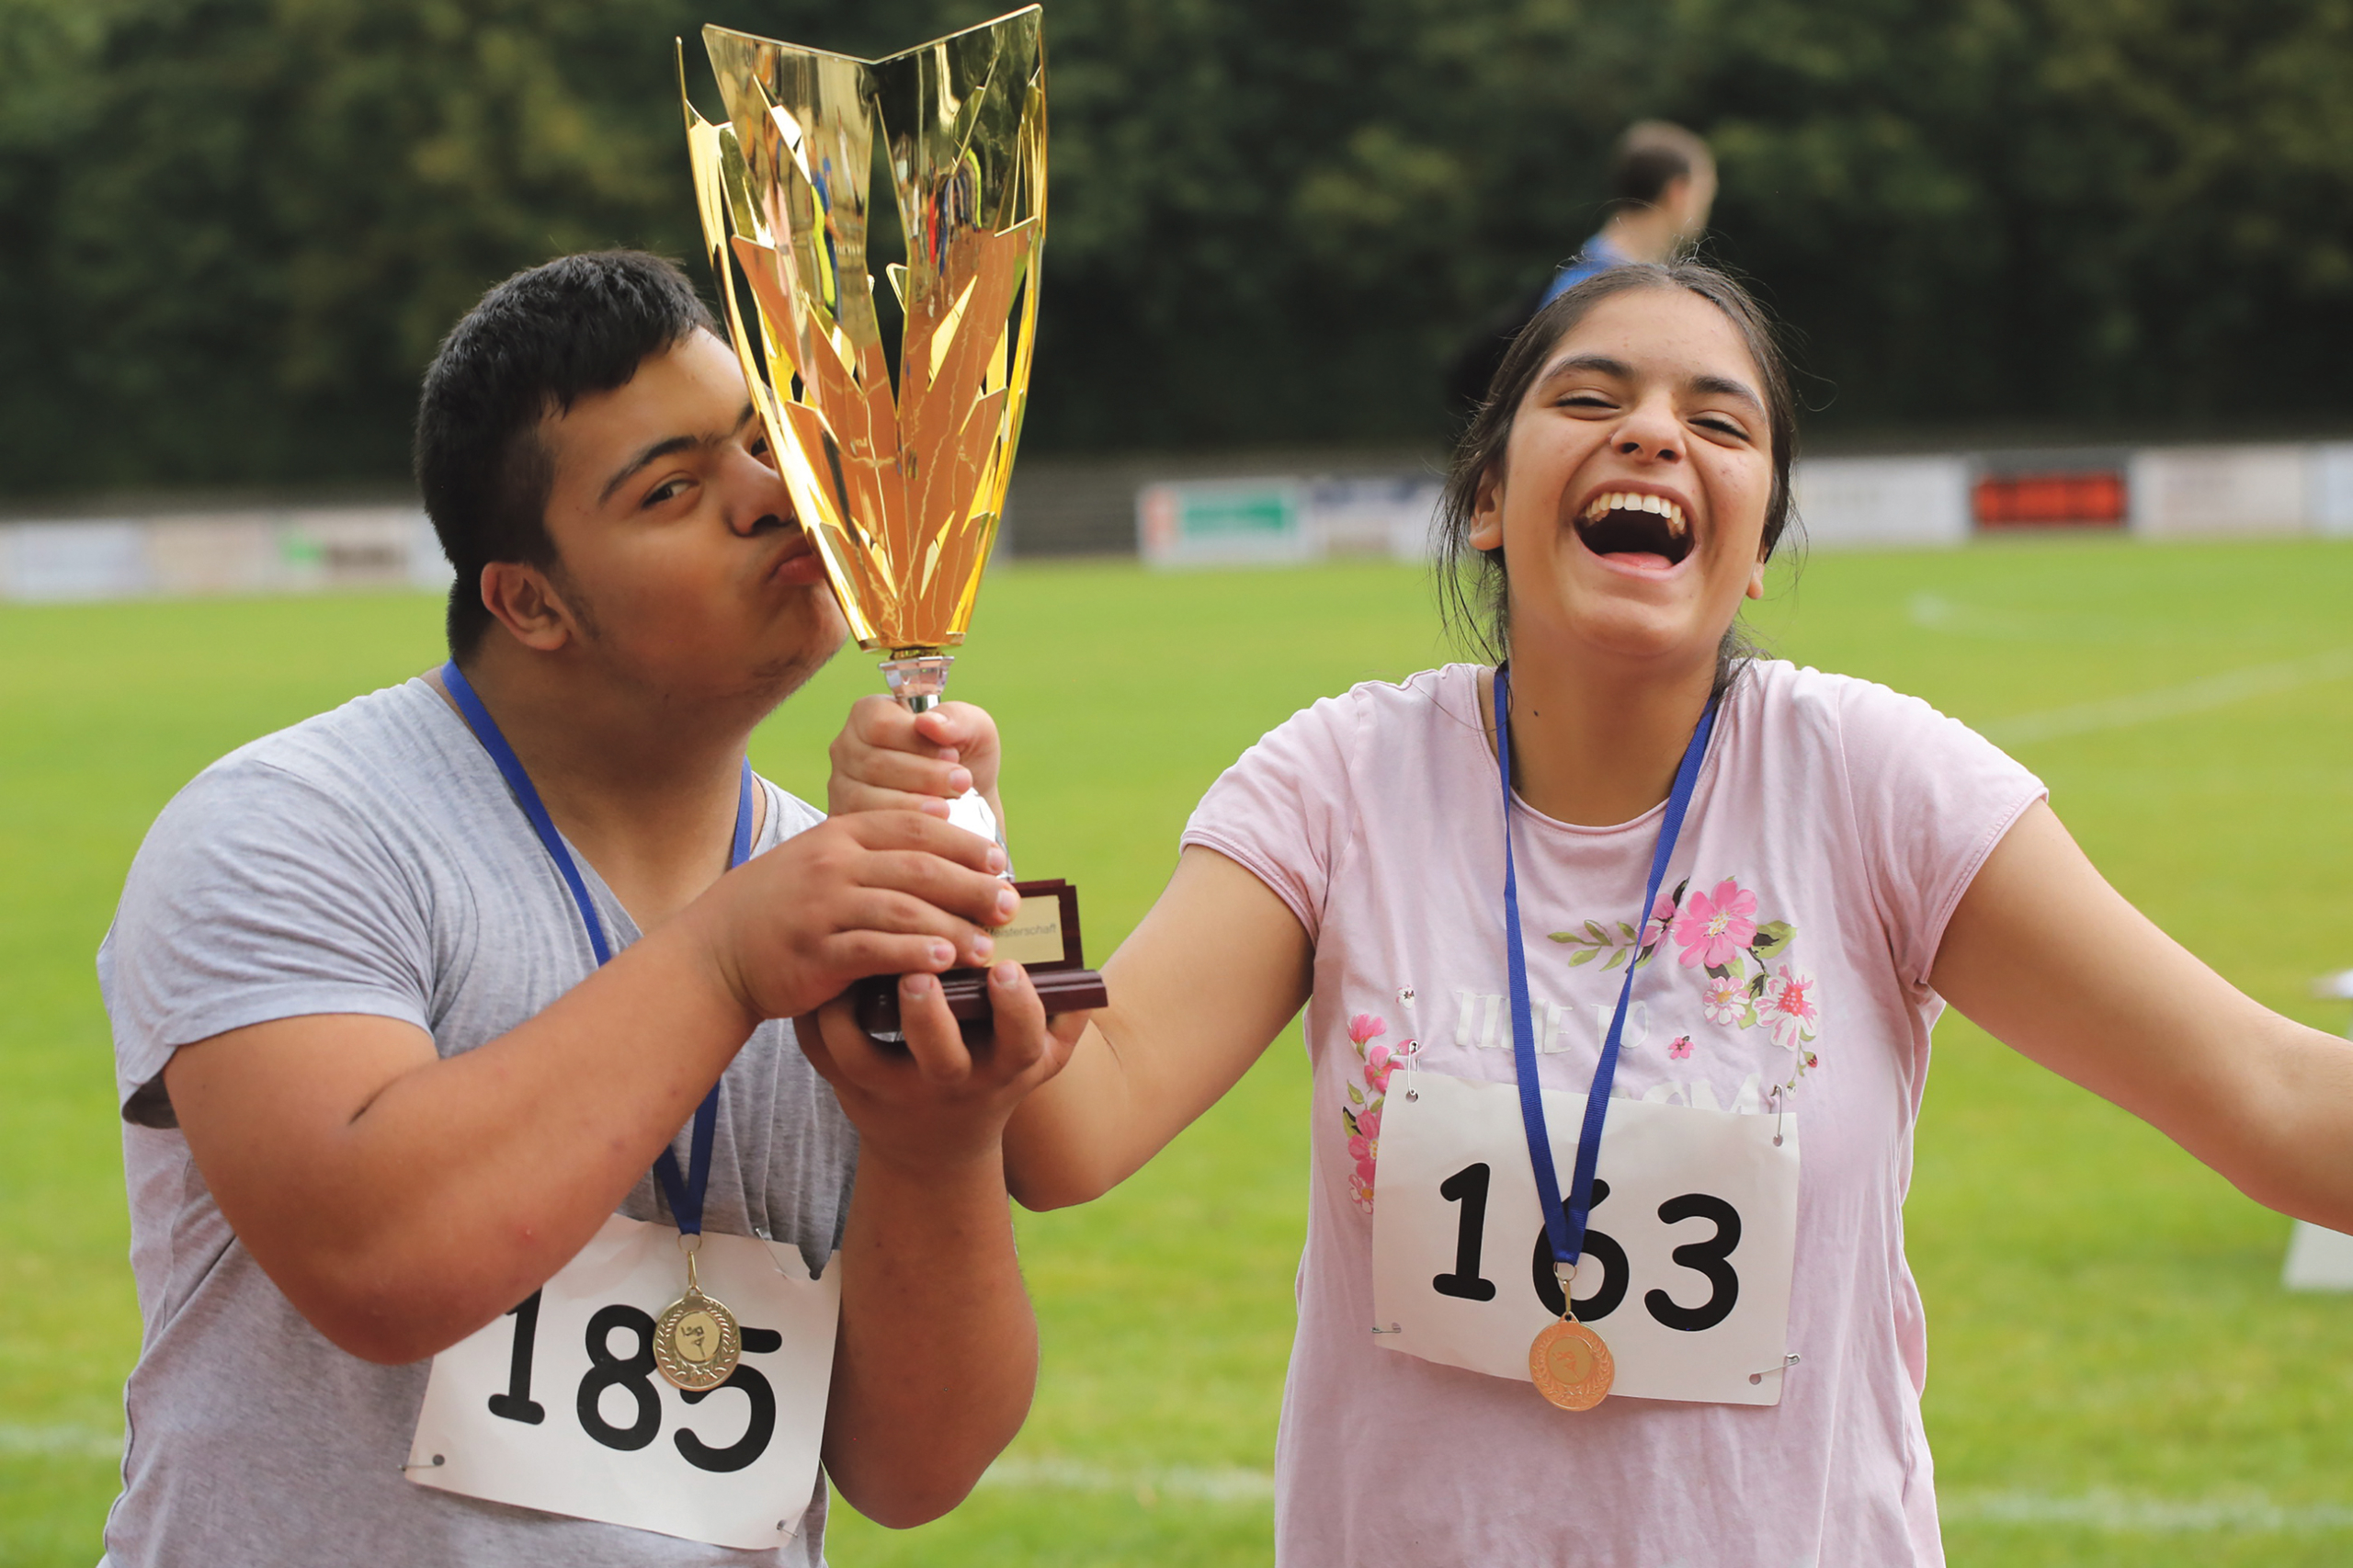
[1371,1069,1798,1404]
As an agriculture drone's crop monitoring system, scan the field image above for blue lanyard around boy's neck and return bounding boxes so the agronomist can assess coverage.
[1495,663,1718,1278]
[439,660,753,1239]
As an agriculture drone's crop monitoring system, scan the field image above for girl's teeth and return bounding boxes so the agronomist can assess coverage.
[1582,492,1688,528]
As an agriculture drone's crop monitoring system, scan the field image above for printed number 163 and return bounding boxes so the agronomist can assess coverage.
[1427,1164,1743,1332]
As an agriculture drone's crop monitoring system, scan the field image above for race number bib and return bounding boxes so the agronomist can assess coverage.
[406,1213,840,1549]
[1372,1070,1799,1405]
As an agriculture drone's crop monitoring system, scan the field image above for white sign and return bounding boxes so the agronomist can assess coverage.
[1304,475,1441,560]
[2284,1221,2353,1290]
[408,1213,840,1550]
[0,522,151,601]
[1371,1070,1799,1405]
[2308,445,2353,537]
[1790,455,1972,551]
[2129,445,2309,538]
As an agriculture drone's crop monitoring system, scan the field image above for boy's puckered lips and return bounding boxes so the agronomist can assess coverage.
[769,519,829,586]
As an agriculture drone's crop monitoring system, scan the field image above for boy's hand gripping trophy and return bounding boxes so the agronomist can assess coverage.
[681,6,1103,1038]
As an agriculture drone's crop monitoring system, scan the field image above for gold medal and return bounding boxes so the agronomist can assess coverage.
[1529,1317,1614,1411]
[654,1240,741,1392]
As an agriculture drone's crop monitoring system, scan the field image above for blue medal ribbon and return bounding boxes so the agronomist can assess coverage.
[440,661,752,1237]
[1496,664,1717,1279]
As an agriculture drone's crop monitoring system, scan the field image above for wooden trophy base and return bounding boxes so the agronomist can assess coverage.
[853,879,1107,1043]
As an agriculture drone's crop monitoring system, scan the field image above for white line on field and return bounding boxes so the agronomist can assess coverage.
[1981,648,2353,747]
[1943,1490,2353,1533]
[976,1466,2353,1532]
[979,1458,1273,1504]
[0,1434,2339,1535]
[1908,593,2067,640]
[0,1423,122,1460]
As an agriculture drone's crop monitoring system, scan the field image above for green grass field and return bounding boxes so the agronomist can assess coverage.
[6,536,2353,1564]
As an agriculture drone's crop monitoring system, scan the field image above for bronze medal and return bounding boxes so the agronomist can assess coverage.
[1529,1318,1615,1411]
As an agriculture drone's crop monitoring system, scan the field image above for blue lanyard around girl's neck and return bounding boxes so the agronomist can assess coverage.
[439,660,753,1238]
[1495,663,1718,1277]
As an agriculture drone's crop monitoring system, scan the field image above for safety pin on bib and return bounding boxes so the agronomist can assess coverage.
[1396,985,1423,1101]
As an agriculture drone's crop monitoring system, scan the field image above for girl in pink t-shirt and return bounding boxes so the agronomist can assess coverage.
[837,263,2353,1566]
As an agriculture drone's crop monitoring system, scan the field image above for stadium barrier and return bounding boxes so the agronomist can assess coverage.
[1134,440,2353,568]
[0,505,451,603]
[10,438,2353,600]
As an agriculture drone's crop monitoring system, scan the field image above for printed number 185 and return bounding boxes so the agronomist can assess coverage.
[487,1290,784,1473]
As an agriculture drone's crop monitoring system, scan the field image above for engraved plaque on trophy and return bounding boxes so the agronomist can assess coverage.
[681,7,1105,1039]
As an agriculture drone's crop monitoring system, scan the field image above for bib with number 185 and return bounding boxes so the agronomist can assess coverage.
[405,1214,840,1549]
[1371,1069,1799,1405]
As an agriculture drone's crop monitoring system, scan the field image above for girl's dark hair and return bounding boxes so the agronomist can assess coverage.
[1435,260,1801,687]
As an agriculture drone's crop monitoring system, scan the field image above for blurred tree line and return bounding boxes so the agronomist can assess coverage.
[6,0,2353,496]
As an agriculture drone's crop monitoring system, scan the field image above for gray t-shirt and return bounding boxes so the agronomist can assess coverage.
[96,676,858,1568]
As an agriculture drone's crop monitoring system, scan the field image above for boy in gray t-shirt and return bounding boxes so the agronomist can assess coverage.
[97,252,1078,1567]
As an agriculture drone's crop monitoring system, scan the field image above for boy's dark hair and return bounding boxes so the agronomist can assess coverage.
[414,251,717,659]
[1608,120,1713,209]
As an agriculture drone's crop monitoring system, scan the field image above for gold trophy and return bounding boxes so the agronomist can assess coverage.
[681,7,1103,1038]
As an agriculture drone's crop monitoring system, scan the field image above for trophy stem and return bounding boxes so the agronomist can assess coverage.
[879,651,1006,866]
[880,653,955,714]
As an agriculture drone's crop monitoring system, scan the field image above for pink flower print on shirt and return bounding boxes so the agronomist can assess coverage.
[1646,888,1680,948]
[1554,874,1823,1082]
[1341,1097,1381,1213]
[1673,878,1758,969]
[1699,972,1754,1028]
[1341,1010,1392,1213]
[1345,1106,1380,1203]
[1760,963,1820,1051]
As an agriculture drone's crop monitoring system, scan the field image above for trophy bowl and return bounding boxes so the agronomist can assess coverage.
[681,6,1105,1040]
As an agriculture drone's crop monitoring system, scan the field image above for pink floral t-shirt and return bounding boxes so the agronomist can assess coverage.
[1181,660,2045,1568]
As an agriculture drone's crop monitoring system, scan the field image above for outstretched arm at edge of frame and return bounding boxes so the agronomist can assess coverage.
[1932,799,2353,1231]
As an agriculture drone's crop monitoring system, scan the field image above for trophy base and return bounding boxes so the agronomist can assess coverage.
[853,966,1108,1043]
[851,878,1105,1045]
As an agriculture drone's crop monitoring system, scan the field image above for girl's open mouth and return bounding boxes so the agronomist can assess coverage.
[1574,490,1693,567]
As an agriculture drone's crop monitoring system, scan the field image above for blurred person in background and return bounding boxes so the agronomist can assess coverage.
[97,250,1074,1568]
[841,260,2353,1567]
[1447,120,1718,419]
